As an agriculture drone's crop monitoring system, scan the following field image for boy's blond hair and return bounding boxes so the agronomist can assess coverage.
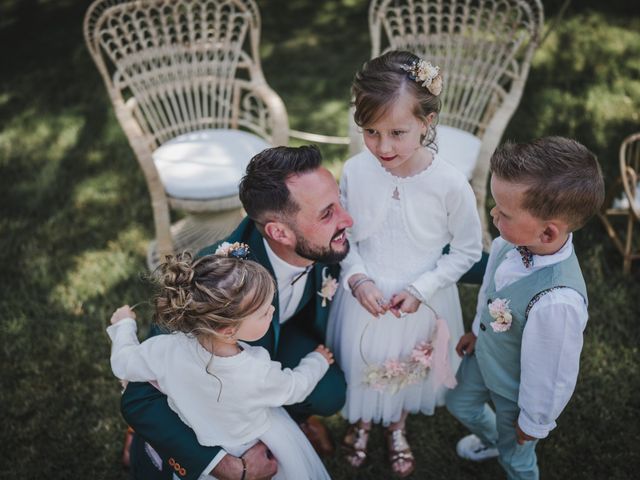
[490,136,604,230]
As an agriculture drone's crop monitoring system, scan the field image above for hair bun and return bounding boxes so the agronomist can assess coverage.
[158,252,196,290]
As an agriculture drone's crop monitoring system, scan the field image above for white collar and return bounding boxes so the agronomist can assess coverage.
[263,238,310,286]
[506,233,574,269]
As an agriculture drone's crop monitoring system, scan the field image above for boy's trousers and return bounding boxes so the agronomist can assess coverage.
[446,354,539,480]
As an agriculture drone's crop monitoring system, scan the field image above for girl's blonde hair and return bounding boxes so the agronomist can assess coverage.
[153,252,275,339]
[352,50,442,148]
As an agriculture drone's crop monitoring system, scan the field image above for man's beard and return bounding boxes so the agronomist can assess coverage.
[293,229,350,264]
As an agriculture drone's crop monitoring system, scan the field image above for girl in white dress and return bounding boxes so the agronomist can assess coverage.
[327,50,483,477]
[107,246,333,480]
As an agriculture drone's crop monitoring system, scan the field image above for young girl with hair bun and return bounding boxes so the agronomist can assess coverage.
[107,247,333,480]
[327,50,483,476]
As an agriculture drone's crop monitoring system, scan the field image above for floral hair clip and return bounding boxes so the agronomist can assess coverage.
[214,242,250,259]
[400,59,443,96]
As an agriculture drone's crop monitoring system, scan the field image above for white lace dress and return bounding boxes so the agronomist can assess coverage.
[328,172,464,426]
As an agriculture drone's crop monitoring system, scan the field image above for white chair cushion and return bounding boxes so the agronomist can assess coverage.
[153,129,271,200]
[435,125,482,180]
[612,183,640,210]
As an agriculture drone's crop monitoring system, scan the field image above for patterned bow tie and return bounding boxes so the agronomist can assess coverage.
[516,246,534,268]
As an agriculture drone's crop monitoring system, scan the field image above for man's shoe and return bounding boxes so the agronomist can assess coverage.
[299,416,335,457]
[456,434,499,461]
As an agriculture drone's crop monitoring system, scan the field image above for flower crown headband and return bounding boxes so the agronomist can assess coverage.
[400,58,443,96]
[214,242,250,259]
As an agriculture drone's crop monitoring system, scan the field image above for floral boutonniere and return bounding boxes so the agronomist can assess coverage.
[317,267,338,307]
[488,298,513,333]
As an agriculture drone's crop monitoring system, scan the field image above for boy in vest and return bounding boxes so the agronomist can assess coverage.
[446,137,604,480]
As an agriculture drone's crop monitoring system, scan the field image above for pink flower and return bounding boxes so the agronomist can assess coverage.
[383,359,406,376]
[488,298,513,332]
[410,342,433,367]
[488,298,510,317]
[490,320,512,333]
[362,340,439,392]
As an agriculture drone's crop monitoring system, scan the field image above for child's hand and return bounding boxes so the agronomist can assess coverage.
[515,422,537,445]
[110,305,136,325]
[389,290,420,318]
[455,332,477,357]
[314,344,335,365]
[349,274,388,317]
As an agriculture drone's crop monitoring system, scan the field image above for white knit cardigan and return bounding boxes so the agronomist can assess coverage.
[339,150,483,302]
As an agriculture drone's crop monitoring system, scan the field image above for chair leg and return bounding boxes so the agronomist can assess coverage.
[623,214,634,274]
[599,212,626,256]
[477,201,493,250]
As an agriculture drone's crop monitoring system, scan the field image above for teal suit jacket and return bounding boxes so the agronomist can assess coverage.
[121,218,339,480]
[199,217,338,353]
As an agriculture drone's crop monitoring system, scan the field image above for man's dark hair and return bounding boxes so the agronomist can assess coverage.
[239,145,322,223]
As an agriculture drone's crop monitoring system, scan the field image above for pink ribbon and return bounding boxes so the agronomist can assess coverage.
[430,316,457,389]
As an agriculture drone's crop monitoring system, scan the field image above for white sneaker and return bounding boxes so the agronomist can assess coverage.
[456,434,499,461]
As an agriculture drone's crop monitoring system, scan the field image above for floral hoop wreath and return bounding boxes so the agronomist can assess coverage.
[360,303,451,394]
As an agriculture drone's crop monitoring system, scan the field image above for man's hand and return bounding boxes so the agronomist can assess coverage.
[349,274,388,317]
[389,290,420,318]
[515,422,537,445]
[110,305,136,325]
[211,442,277,480]
[455,332,477,357]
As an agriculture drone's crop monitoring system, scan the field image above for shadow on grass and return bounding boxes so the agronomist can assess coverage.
[1,1,639,479]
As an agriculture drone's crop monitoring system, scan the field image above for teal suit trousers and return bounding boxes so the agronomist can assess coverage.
[446,354,539,480]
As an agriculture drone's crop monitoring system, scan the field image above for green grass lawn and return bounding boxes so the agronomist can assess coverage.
[1,1,639,478]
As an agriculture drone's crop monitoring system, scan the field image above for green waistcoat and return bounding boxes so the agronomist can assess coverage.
[474,241,588,403]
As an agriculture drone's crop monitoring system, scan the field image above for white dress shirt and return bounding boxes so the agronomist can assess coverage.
[263,239,312,324]
[471,234,588,438]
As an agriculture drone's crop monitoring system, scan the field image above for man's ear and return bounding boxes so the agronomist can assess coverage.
[263,220,296,247]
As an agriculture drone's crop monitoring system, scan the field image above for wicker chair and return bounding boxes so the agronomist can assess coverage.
[351,0,544,246]
[84,0,288,268]
[599,133,640,274]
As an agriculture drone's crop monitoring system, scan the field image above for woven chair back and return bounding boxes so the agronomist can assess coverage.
[84,0,273,148]
[370,0,543,137]
[620,132,640,220]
